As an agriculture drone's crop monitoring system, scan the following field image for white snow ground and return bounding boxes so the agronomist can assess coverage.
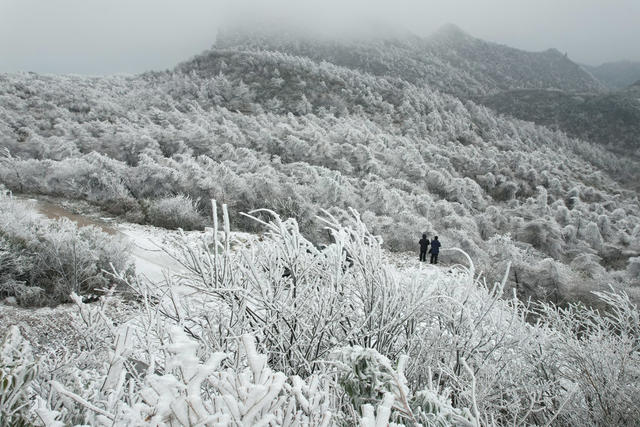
[117,223,187,283]
[28,198,259,284]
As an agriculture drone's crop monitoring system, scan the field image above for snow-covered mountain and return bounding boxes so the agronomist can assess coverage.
[216,23,607,98]
[1,28,639,307]
[212,25,640,158]
[2,26,640,427]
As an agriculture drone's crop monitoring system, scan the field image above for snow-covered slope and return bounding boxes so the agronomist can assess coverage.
[2,203,638,425]
[215,23,606,97]
[1,29,639,305]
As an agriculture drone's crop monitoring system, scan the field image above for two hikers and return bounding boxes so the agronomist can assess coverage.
[418,234,441,264]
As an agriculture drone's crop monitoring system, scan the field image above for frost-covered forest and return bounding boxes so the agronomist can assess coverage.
[480,86,640,157]
[215,25,606,98]
[1,30,639,304]
[1,25,640,426]
[220,26,639,158]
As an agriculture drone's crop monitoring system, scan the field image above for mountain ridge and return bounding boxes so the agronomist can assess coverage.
[213,25,606,97]
[201,26,640,157]
[584,60,640,89]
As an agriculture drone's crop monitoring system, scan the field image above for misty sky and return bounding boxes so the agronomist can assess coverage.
[1,0,639,75]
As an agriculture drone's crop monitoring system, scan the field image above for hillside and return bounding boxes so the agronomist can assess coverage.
[1,32,640,307]
[211,26,640,159]
[480,86,640,157]
[584,60,640,89]
[216,24,606,98]
[424,24,606,95]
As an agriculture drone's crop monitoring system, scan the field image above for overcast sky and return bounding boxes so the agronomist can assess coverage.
[1,0,639,75]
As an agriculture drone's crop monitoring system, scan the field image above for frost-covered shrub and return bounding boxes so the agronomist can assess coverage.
[626,257,640,284]
[536,292,640,425]
[555,204,571,225]
[565,186,581,209]
[0,194,133,305]
[562,224,578,242]
[475,172,496,192]
[425,170,450,198]
[333,346,476,426]
[517,218,563,259]
[31,219,132,303]
[4,203,640,426]
[597,214,612,238]
[145,194,205,230]
[34,296,332,426]
[570,253,607,279]
[611,207,627,221]
[582,221,604,252]
[0,235,42,305]
[0,278,44,307]
[0,326,38,426]
[493,180,518,201]
[366,210,423,251]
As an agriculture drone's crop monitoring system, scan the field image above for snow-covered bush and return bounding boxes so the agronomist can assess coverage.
[626,257,640,284]
[0,193,133,305]
[536,291,640,425]
[33,295,332,426]
[145,194,206,230]
[582,221,604,252]
[0,234,42,305]
[516,218,563,259]
[0,326,38,426]
[333,345,476,426]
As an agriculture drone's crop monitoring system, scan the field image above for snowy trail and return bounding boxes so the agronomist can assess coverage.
[28,198,446,284]
[116,223,187,283]
[28,199,186,284]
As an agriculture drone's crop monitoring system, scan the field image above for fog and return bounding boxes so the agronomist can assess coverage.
[1,0,639,74]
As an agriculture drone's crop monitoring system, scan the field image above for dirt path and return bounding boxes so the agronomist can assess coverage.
[26,198,185,283]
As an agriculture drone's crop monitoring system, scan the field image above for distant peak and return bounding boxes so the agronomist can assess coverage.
[544,48,565,56]
[436,23,465,35]
[427,23,474,45]
[432,23,468,38]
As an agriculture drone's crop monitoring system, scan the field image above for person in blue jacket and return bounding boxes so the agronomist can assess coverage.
[429,236,441,264]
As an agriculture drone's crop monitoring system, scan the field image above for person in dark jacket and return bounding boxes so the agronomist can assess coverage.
[419,234,430,262]
[429,236,441,264]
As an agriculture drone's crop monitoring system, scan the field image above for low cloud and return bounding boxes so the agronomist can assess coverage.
[1,0,638,74]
